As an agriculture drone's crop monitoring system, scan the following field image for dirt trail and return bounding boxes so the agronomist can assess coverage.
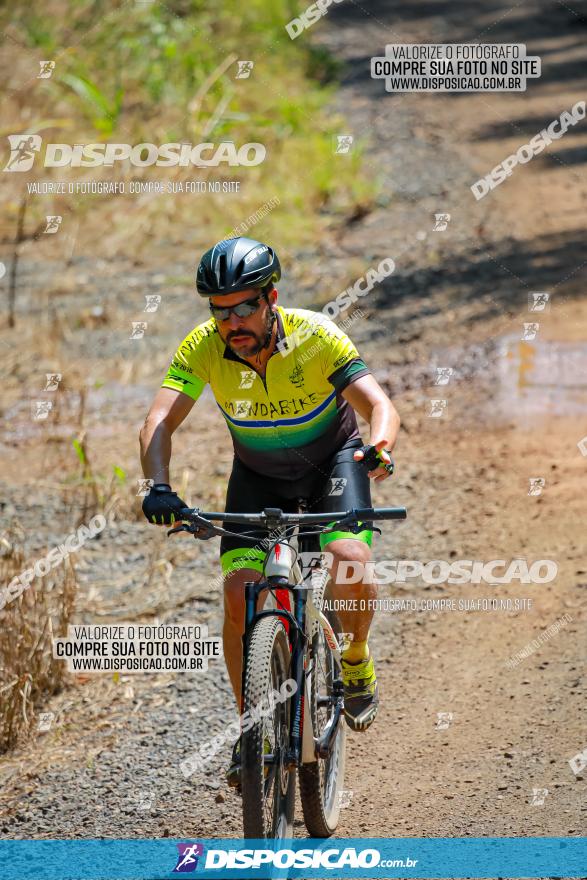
[1,0,586,854]
[321,0,587,839]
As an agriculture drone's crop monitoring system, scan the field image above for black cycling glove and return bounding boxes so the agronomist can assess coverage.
[142,484,188,525]
[358,445,395,475]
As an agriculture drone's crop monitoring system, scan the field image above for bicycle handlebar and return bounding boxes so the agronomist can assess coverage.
[178,506,407,526]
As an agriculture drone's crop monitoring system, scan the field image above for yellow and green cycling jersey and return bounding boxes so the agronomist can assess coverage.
[162,307,370,480]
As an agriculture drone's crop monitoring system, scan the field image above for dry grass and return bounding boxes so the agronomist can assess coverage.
[0,529,77,754]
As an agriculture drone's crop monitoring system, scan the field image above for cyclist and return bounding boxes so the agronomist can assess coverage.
[139,237,400,783]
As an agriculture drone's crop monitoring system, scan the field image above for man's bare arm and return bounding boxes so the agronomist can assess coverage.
[139,388,195,484]
[342,374,400,480]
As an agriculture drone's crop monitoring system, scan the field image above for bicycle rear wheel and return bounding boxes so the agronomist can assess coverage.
[241,615,296,839]
[298,580,346,836]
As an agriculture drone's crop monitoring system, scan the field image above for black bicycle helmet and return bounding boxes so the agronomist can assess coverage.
[196,237,281,297]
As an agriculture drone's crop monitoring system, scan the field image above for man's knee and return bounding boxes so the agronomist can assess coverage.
[325,539,372,587]
[327,538,371,566]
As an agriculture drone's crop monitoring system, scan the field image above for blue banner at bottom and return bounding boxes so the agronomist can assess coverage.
[0,837,585,879]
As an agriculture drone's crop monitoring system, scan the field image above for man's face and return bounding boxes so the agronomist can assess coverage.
[211,288,277,358]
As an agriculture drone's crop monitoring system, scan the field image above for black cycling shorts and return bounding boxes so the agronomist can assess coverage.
[219,437,373,576]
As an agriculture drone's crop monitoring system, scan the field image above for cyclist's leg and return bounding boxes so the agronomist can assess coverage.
[220,457,296,705]
[308,439,379,730]
[324,537,375,659]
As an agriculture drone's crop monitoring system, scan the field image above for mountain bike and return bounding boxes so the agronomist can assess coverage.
[169,502,406,839]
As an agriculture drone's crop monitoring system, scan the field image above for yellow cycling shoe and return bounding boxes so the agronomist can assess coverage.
[341,653,379,731]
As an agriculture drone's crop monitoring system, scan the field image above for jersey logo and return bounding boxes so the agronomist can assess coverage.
[288,364,305,388]
[170,375,191,386]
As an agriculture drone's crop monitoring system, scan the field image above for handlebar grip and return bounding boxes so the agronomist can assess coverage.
[359,506,407,520]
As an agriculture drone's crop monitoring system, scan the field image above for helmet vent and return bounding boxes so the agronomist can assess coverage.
[234,258,246,284]
[217,254,227,286]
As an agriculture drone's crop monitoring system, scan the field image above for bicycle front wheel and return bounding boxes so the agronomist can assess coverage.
[298,606,346,837]
[241,616,296,839]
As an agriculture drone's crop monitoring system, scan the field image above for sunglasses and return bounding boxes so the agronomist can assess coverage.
[209,294,265,322]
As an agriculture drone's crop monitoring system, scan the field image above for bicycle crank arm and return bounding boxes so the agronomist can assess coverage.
[314,694,344,760]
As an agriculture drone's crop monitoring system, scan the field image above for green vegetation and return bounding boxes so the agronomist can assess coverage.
[2,0,376,254]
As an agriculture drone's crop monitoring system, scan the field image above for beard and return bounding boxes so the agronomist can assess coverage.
[221,307,274,358]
